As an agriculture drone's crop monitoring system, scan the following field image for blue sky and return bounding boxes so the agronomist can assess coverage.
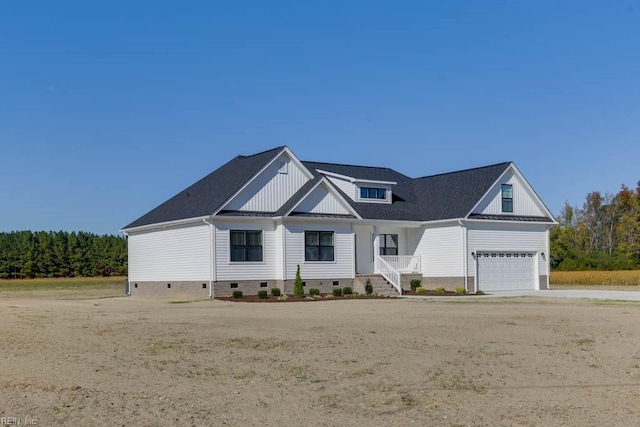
[1,1,638,235]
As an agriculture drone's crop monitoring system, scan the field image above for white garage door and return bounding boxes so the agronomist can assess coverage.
[476,252,536,291]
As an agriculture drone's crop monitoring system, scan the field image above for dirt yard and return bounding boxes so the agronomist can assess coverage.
[1,290,640,426]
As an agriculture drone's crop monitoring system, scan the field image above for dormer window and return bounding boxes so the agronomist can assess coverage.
[360,187,387,200]
[502,184,513,213]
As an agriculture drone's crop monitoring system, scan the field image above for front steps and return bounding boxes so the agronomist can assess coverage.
[356,274,401,297]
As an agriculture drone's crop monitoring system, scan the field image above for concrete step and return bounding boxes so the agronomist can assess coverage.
[357,275,401,296]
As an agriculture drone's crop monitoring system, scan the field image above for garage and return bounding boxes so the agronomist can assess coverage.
[476,252,536,291]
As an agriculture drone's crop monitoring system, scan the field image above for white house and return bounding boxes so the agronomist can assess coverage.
[122,146,556,297]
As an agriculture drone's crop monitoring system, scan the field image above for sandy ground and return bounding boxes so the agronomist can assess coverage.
[1,291,640,426]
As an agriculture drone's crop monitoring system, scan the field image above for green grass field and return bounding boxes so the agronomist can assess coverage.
[551,270,640,286]
[0,276,125,292]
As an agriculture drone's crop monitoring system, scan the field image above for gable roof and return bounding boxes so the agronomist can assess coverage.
[413,162,512,221]
[123,146,286,229]
[124,147,551,230]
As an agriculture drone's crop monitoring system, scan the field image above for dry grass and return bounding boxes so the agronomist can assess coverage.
[0,276,125,292]
[551,270,640,286]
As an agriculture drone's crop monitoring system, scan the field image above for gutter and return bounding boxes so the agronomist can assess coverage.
[458,220,468,292]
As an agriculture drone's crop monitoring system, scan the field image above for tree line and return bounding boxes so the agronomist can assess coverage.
[0,231,127,279]
[551,181,640,270]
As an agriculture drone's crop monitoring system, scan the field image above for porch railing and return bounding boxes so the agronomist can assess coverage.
[377,256,402,295]
[380,255,421,273]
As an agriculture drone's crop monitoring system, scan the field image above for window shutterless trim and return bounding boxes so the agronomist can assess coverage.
[304,231,335,262]
[230,230,263,262]
[501,184,513,213]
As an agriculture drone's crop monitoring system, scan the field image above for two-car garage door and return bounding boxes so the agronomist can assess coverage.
[476,252,536,291]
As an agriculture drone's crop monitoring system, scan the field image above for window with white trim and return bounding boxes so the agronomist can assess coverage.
[305,231,334,261]
[230,230,263,262]
[502,184,513,213]
[380,234,398,256]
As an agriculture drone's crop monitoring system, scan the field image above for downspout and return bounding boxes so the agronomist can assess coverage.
[203,218,214,299]
[458,220,468,292]
[546,227,551,290]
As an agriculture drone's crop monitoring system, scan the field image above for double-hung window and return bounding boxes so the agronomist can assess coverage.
[230,230,263,262]
[305,231,334,262]
[501,184,513,213]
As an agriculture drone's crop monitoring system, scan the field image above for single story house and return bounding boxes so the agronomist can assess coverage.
[122,146,556,297]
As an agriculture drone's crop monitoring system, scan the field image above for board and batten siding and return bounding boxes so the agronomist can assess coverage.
[325,175,356,201]
[285,223,354,280]
[294,185,351,215]
[128,223,211,282]
[467,223,549,276]
[225,152,310,212]
[473,169,547,217]
[214,221,279,281]
[415,225,464,277]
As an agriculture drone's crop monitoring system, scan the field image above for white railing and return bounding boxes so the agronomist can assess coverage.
[380,255,421,273]
[377,256,402,295]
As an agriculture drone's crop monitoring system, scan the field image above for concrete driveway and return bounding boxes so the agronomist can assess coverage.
[479,289,640,301]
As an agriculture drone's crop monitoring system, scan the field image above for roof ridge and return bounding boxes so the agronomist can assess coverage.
[238,146,286,159]
[303,160,396,171]
[415,161,512,180]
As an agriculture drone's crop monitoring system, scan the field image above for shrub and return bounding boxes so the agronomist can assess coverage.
[455,287,467,295]
[232,290,243,299]
[342,286,353,295]
[309,288,320,296]
[332,287,342,297]
[416,286,428,294]
[271,288,281,297]
[475,290,485,295]
[410,279,422,291]
[365,279,373,296]
[434,287,446,295]
[257,290,268,299]
[278,294,289,301]
[293,265,305,297]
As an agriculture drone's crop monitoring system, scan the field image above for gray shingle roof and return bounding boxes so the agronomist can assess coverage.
[123,147,551,230]
[123,146,285,229]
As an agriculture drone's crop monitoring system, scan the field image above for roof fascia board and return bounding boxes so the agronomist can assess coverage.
[465,163,555,221]
[463,218,558,226]
[121,216,209,234]
[284,177,362,219]
[509,163,556,221]
[316,169,397,186]
[465,164,512,217]
[213,147,315,216]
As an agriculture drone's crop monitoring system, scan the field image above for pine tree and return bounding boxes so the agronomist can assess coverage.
[293,264,304,297]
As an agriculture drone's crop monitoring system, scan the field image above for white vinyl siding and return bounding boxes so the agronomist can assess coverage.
[128,223,210,282]
[293,185,351,215]
[467,223,549,278]
[473,170,547,217]
[285,223,353,279]
[215,221,279,280]
[325,175,356,201]
[416,225,464,277]
[225,152,310,212]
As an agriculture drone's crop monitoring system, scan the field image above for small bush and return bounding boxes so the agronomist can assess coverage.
[416,286,428,294]
[232,290,243,299]
[309,288,320,296]
[365,279,373,296]
[278,294,289,301]
[332,287,343,297]
[434,287,446,295]
[410,279,422,291]
[475,290,485,295]
[257,290,268,299]
[271,288,281,297]
[455,287,467,295]
[343,286,353,295]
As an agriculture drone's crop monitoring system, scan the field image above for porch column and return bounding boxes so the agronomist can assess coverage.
[373,226,380,273]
